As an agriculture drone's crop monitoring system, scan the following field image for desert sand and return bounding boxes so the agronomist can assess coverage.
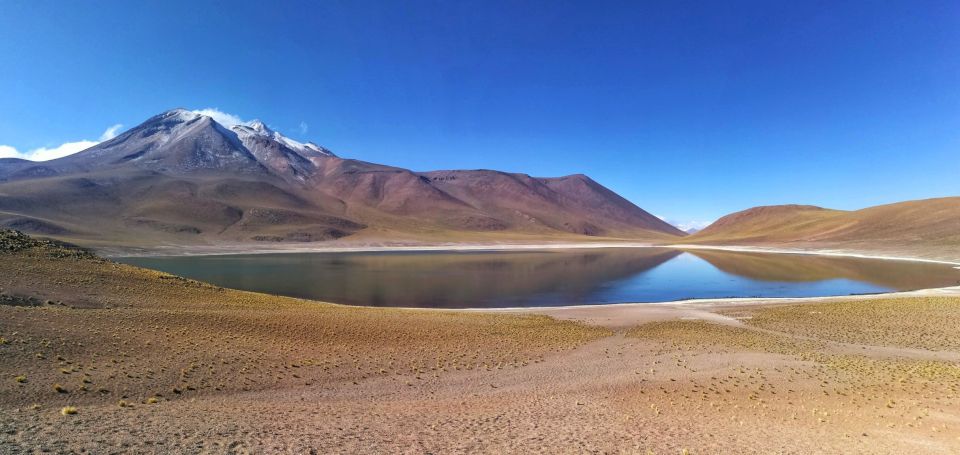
[2,230,960,453]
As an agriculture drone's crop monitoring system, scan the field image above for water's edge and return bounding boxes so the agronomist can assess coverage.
[113,244,960,310]
[108,241,960,266]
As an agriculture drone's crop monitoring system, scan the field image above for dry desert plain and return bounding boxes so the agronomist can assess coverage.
[1,230,960,453]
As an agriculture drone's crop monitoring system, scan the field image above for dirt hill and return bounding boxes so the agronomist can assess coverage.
[684,198,960,260]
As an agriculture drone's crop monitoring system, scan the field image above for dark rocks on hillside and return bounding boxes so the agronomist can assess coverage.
[0,229,97,259]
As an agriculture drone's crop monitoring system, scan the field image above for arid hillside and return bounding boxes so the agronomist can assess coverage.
[684,198,960,260]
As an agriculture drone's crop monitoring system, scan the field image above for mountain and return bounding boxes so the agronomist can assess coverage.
[0,109,683,249]
[688,205,842,243]
[683,199,960,260]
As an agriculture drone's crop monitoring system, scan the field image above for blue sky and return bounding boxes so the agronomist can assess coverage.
[0,1,957,229]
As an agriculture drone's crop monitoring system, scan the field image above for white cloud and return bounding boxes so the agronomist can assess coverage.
[99,124,123,141]
[191,108,244,128]
[0,124,123,162]
[299,121,309,135]
[0,145,20,159]
[24,140,100,161]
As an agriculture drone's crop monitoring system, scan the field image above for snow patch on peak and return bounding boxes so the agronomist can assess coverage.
[247,119,270,133]
[230,122,335,157]
[160,108,201,123]
[162,108,191,115]
[304,142,334,156]
[274,132,335,157]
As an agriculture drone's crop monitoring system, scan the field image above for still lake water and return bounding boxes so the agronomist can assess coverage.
[118,248,960,308]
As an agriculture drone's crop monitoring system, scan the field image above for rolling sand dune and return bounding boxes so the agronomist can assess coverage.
[2,230,959,453]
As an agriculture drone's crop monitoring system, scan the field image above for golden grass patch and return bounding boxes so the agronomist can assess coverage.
[735,297,960,351]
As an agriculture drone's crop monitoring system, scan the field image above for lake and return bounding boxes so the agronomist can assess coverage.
[118,248,960,308]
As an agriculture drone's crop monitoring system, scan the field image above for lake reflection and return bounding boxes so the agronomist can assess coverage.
[118,248,960,308]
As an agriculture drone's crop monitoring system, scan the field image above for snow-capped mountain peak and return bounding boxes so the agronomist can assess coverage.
[43,108,336,182]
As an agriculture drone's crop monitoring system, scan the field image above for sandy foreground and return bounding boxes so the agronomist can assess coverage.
[2,234,960,453]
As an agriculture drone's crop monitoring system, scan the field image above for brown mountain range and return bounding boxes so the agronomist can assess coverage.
[0,109,683,249]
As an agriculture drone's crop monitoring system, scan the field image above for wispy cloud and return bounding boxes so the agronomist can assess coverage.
[192,108,245,127]
[0,124,124,161]
[100,124,123,141]
[298,121,309,135]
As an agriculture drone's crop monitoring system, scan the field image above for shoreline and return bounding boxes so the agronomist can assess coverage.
[102,241,663,258]
[669,243,960,266]
[107,241,960,313]
[105,241,960,266]
[487,284,960,312]
[496,284,960,330]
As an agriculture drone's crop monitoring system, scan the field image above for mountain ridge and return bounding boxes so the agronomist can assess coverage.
[682,198,960,261]
[0,109,684,248]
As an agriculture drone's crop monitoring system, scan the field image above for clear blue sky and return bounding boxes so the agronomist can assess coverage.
[1,1,957,229]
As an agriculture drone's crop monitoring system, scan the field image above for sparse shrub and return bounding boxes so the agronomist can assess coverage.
[146,397,159,404]
[53,383,68,393]
[15,375,26,383]
[60,406,77,415]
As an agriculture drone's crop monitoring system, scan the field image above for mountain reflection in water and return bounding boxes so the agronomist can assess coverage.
[119,248,960,308]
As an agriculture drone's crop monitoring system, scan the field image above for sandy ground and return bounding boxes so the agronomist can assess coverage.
[2,233,960,453]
